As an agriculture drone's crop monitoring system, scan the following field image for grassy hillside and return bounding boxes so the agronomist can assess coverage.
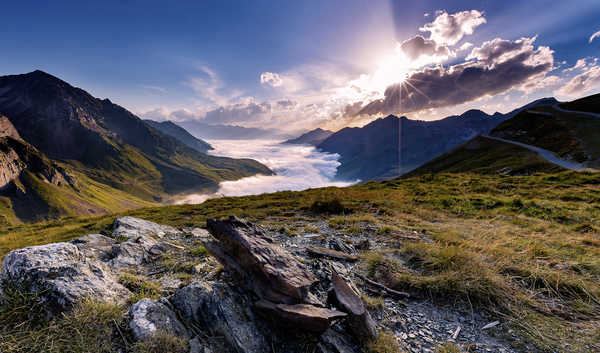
[491,106,600,168]
[0,171,598,351]
[406,136,565,176]
[559,92,600,114]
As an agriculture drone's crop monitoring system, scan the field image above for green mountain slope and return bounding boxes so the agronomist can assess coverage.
[490,104,600,168]
[144,119,213,153]
[406,136,564,177]
[0,71,272,202]
[0,136,155,225]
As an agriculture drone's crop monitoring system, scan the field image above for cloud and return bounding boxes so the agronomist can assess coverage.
[139,84,167,93]
[458,42,473,51]
[563,58,588,72]
[420,10,486,46]
[185,65,242,106]
[590,30,600,43]
[203,101,272,125]
[175,140,355,204]
[276,99,297,109]
[260,72,283,87]
[358,36,554,116]
[558,61,600,96]
[399,35,452,62]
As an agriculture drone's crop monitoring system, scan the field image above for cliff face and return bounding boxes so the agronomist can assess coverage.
[0,145,25,188]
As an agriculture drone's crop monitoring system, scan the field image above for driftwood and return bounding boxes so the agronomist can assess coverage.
[206,216,317,303]
[254,300,347,333]
[307,246,359,262]
[330,271,378,340]
[355,273,410,298]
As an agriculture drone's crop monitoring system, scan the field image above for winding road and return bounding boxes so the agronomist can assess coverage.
[552,104,600,119]
[482,135,590,171]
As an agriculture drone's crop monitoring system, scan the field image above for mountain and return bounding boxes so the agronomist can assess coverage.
[317,98,558,181]
[178,120,292,140]
[144,119,213,153]
[0,70,272,223]
[282,128,334,146]
[559,92,600,114]
[405,135,564,177]
[407,93,600,176]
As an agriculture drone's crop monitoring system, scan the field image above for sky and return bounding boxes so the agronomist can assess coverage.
[2,0,600,132]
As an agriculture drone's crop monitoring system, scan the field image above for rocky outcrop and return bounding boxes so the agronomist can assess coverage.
[0,217,188,318]
[171,280,271,353]
[206,216,318,304]
[0,143,25,188]
[129,298,188,341]
[0,242,130,317]
[330,271,378,341]
[254,300,347,332]
[0,116,21,139]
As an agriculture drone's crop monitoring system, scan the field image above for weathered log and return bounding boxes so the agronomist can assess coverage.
[307,246,359,262]
[206,216,317,303]
[330,271,378,341]
[254,299,347,333]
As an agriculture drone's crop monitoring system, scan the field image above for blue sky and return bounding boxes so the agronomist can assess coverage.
[2,1,600,131]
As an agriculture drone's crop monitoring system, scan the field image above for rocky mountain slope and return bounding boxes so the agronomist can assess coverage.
[283,128,334,146]
[317,98,557,181]
[0,71,272,223]
[144,120,213,154]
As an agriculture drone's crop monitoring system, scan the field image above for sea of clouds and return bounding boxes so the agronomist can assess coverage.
[175,140,356,204]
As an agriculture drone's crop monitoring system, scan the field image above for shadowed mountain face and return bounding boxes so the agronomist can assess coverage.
[283,128,334,146]
[144,120,213,154]
[0,70,272,223]
[317,98,558,181]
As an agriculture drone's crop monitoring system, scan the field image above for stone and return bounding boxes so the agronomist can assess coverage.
[171,281,270,353]
[70,233,117,260]
[206,216,317,303]
[329,271,378,341]
[328,238,355,254]
[129,298,188,341]
[317,329,358,353]
[189,337,213,353]
[0,242,130,317]
[254,299,347,333]
[113,216,182,240]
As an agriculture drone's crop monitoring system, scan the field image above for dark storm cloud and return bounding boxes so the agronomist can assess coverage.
[399,35,451,61]
[358,37,554,116]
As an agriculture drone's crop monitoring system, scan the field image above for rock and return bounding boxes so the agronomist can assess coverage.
[108,233,163,268]
[0,242,130,317]
[70,233,117,260]
[254,299,347,333]
[206,216,317,303]
[129,298,189,341]
[317,329,358,353]
[189,337,213,353]
[354,239,370,251]
[113,216,182,240]
[171,281,270,353]
[307,246,359,262]
[328,239,355,254]
[329,271,378,341]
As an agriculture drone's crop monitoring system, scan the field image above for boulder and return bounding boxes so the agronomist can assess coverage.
[129,298,188,341]
[206,216,317,303]
[69,233,116,260]
[254,300,347,333]
[171,281,270,353]
[113,216,182,240]
[329,271,378,341]
[0,242,130,317]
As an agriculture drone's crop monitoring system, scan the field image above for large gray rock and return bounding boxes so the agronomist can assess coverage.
[254,299,347,333]
[113,216,182,240]
[129,298,188,341]
[171,281,270,353]
[0,242,130,317]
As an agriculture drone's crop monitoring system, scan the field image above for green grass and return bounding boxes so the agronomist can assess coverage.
[0,170,598,351]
